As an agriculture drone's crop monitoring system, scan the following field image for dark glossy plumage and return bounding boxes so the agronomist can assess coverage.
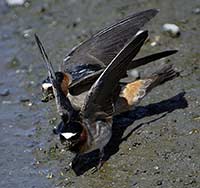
[63,9,158,72]
[36,23,179,170]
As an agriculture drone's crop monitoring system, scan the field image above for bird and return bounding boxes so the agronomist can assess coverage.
[36,30,179,170]
[38,9,178,107]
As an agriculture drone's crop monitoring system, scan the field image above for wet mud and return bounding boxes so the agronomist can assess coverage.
[0,0,199,187]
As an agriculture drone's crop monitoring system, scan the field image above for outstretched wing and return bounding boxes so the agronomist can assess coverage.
[82,31,148,119]
[35,34,56,80]
[127,50,178,70]
[35,34,74,122]
[63,9,158,71]
[68,50,178,96]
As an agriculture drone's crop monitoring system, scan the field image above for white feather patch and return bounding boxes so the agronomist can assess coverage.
[135,30,144,36]
[42,83,52,90]
[61,132,77,139]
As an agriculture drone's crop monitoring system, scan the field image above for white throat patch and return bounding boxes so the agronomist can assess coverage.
[61,132,77,139]
[42,83,52,90]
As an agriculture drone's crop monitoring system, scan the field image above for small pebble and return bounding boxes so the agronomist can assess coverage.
[129,69,139,79]
[162,23,180,37]
[150,41,157,47]
[189,129,199,134]
[121,69,140,82]
[49,117,57,124]
[27,102,33,107]
[23,29,33,38]
[150,35,160,46]
[16,69,26,74]
[24,1,30,8]
[46,172,53,179]
[0,89,10,96]
[6,0,25,6]
[2,100,12,104]
[19,96,30,102]
[156,180,163,186]
[154,166,159,170]
[131,179,137,187]
[192,8,200,14]
[193,117,200,121]
[35,161,40,165]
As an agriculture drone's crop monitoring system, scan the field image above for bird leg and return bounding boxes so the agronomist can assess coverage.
[90,148,106,173]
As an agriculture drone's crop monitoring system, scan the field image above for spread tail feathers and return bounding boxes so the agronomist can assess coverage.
[146,64,179,92]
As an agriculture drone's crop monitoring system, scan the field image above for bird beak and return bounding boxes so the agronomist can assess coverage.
[41,83,54,102]
[41,89,55,102]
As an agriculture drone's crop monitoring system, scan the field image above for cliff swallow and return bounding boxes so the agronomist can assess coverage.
[39,9,177,104]
[37,30,148,166]
[37,30,179,170]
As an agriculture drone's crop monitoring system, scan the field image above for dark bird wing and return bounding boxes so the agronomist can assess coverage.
[69,70,104,95]
[81,31,148,119]
[63,9,158,71]
[35,34,74,122]
[35,34,56,80]
[68,50,178,96]
[127,50,178,70]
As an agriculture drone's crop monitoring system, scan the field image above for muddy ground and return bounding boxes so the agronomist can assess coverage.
[0,0,199,187]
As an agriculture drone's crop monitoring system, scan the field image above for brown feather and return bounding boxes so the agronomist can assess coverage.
[116,64,179,114]
[60,73,72,96]
[120,79,151,106]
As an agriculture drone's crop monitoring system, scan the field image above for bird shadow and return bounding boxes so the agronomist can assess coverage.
[71,91,188,175]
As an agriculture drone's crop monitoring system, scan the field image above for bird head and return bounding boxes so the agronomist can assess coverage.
[41,72,72,102]
[54,120,87,152]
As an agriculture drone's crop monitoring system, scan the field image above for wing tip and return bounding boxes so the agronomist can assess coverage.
[34,33,41,46]
[145,8,160,17]
[163,49,179,56]
[172,49,178,53]
[168,49,178,54]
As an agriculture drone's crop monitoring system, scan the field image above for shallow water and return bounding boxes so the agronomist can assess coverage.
[0,0,199,187]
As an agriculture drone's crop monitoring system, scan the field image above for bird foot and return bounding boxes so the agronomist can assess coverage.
[90,159,105,174]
